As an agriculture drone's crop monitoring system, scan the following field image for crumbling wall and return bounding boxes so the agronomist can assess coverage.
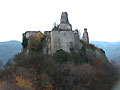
[25,31,39,39]
[51,31,75,54]
[74,30,83,52]
[21,12,90,55]
[82,28,89,43]
[44,31,51,54]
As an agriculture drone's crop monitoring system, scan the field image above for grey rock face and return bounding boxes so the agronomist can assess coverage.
[51,31,75,54]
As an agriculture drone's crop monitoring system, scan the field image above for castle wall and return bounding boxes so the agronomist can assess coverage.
[25,31,38,39]
[74,33,83,52]
[44,31,51,54]
[51,31,75,54]
[82,29,89,43]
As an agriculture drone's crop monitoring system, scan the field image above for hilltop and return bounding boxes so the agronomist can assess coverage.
[0,12,119,90]
[21,12,108,65]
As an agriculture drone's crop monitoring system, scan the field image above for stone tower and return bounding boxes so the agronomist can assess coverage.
[58,12,72,30]
[45,12,88,54]
[50,12,74,54]
[82,28,89,43]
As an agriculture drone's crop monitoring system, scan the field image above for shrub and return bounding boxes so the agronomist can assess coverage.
[80,46,89,64]
[22,36,28,48]
[15,75,33,89]
[27,35,45,53]
[54,49,68,63]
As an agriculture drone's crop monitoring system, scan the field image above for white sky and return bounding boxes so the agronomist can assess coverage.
[0,0,120,42]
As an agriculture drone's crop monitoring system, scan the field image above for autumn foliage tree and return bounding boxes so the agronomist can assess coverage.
[27,31,45,53]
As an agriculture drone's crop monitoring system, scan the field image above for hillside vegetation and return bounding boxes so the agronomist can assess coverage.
[0,48,119,90]
[0,39,119,90]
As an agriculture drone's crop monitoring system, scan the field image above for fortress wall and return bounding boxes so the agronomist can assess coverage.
[25,31,38,39]
[74,34,83,52]
[51,31,75,54]
[44,31,51,54]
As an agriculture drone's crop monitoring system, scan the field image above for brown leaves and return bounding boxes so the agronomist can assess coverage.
[15,75,33,89]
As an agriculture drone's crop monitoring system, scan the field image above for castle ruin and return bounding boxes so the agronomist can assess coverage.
[22,12,89,54]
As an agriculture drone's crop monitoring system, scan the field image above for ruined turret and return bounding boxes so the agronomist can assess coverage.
[58,12,72,30]
[82,28,89,43]
[60,12,69,24]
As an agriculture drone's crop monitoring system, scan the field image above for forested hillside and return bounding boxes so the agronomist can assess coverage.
[0,50,119,90]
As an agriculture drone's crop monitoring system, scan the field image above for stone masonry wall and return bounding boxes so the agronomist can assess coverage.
[44,31,51,54]
[51,31,75,54]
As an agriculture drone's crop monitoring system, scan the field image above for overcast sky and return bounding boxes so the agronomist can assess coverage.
[0,0,120,42]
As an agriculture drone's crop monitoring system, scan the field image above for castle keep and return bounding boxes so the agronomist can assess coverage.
[22,12,89,54]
